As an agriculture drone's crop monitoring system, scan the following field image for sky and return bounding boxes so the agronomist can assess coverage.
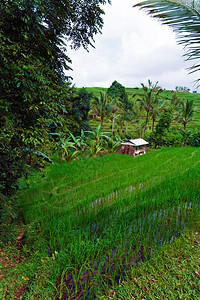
[66,0,199,91]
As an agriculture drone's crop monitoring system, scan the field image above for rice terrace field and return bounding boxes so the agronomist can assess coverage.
[2,1,200,299]
[1,145,200,299]
[86,87,200,132]
[0,0,200,300]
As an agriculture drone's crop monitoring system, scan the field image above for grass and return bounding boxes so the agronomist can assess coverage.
[1,146,200,298]
[0,240,55,299]
[102,216,200,299]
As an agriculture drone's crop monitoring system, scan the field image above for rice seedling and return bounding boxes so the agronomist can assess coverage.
[15,146,200,298]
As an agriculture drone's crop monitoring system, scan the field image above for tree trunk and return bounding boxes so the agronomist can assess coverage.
[61,149,66,160]
[142,110,149,138]
[100,115,104,132]
[126,121,128,134]
[112,113,116,135]
[152,117,155,131]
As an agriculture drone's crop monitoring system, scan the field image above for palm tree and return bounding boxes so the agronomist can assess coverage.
[91,92,112,132]
[134,0,200,77]
[181,99,196,130]
[137,80,162,137]
[169,92,184,124]
[150,98,166,131]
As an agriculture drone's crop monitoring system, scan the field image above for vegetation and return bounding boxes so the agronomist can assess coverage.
[137,80,162,137]
[134,0,200,76]
[0,0,110,198]
[176,86,190,92]
[1,0,200,298]
[1,146,200,298]
[150,110,173,148]
[104,217,200,299]
[87,86,200,147]
[180,99,196,130]
[91,92,112,132]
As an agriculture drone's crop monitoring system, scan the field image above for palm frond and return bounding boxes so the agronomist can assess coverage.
[134,0,200,75]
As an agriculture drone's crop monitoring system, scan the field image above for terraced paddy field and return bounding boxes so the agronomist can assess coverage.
[84,87,200,133]
[1,146,200,299]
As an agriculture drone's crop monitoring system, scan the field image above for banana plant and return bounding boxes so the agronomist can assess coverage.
[105,135,122,154]
[61,137,79,162]
[88,140,102,158]
[69,130,87,152]
[86,125,109,145]
[179,129,191,147]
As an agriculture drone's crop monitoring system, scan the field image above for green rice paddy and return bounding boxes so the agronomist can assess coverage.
[85,87,200,132]
[14,146,200,298]
[1,84,200,296]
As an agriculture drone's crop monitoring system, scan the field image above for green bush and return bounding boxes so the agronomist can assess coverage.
[149,130,182,148]
[188,130,200,146]
[0,144,26,197]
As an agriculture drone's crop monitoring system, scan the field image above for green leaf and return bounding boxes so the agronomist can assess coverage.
[134,0,200,76]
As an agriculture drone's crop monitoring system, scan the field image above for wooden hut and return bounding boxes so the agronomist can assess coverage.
[121,138,149,157]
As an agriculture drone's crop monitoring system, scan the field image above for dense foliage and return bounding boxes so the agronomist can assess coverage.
[107,80,133,118]
[107,80,127,100]
[0,0,110,198]
[187,130,200,147]
[150,110,173,148]
[89,85,199,148]
[72,88,92,132]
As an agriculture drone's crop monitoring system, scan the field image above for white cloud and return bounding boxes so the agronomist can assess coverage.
[66,0,199,91]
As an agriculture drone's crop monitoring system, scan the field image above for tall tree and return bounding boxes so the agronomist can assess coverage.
[107,80,127,100]
[180,99,196,130]
[71,88,92,133]
[137,80,162,137]
[107,81,134,134]
[1,0,111,137]
[150,98,165,131]
[0,0,110,197]
[91,92,112,132]
[120,95,134,134]
[109,99,119,135]
[107,81,125,134]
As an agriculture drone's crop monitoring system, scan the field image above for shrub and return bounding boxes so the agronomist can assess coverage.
[188,131,200,147]
[0,144,26,197]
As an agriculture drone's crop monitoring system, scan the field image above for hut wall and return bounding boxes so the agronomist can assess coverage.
[120,145,135,155]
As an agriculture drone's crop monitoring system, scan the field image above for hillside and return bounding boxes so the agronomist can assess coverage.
[1,146,200,298]
[83,87,200,133]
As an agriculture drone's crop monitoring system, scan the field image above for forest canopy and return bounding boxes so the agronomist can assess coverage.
[0,0,110,196]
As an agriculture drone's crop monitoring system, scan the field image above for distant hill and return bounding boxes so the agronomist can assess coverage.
[77,86,200,132]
